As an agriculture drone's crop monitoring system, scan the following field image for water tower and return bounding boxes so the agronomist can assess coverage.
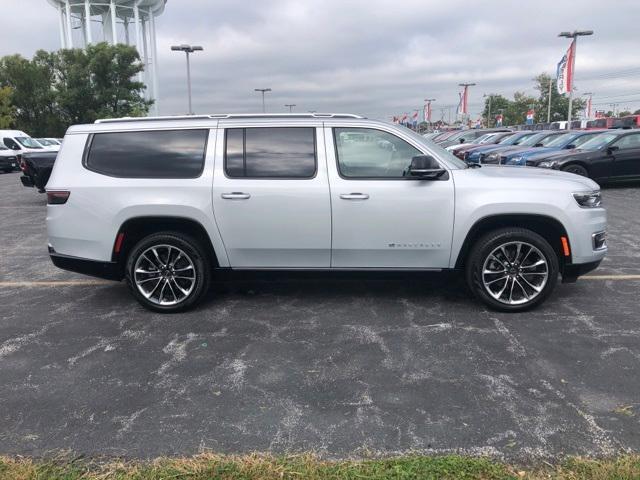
[46,0,166,115]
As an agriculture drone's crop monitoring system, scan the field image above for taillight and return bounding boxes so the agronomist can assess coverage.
[47,191,70,205]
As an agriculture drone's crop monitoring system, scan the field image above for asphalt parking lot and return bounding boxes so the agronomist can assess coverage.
[0,171,639,460]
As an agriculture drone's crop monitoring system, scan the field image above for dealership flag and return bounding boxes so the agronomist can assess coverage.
[526,109,535,125]
[556,40,575,95]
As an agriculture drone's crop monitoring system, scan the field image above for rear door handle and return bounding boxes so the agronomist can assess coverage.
[340,193,369,200]
[221,192,251,200]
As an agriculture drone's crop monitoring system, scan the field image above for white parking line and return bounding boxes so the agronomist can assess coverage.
[581,274,640,280]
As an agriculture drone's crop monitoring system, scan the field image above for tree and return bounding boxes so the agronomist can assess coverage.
[0,43,151,136]
[0,52,61,136]
[0,86,14,128]
[533,73,585,123]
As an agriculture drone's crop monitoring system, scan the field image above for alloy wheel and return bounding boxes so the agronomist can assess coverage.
[481,241,549,305]
[133,244,196,306]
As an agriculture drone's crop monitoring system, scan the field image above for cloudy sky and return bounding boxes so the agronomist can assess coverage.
[2,0,640,121]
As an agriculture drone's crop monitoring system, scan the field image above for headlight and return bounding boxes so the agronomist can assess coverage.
[507,156,523,165]
[573,191,602,208]
[537,160,559,168]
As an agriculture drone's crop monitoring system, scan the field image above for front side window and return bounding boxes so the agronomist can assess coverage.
[224,127,316,178]
[334,128,423,178]
[85,129,208,178]
[612,133,640,150]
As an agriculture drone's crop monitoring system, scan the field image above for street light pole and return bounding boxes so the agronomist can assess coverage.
[284,104,296,113]
[171,44,203,115]
[254,88,272,113]
[558,30,593,123]
[424,98,435,130]
[458,83,476,125]
[582,92,593,119]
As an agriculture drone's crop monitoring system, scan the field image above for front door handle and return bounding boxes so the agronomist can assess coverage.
[340,193,369,200]
[221,192,251,200]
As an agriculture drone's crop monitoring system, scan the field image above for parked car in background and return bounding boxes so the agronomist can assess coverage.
[445,131,502,151]
[438,128,511,149]
[501,131,605,166]
[450,131,515,159]
[430,130,459,143]
[46,113,606,313]
[35,138,61,152]
[20,150,57,192]
[465,131,539,163]
[534,129,640,182]
[586,118,617,130]
[1,130,47,166]
[550,121,568,130]
[482,131,566,164]
[0,144,20,172]
[569,120,588,129]
[615,115,640,129]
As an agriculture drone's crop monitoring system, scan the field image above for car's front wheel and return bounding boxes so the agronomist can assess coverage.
[466,228,559,312]
[562,164,589,177]
[125,232,211,313]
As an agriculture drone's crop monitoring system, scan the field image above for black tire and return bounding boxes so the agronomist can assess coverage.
[125,232,211,313]
[562,164,589,177]
[465,228,559,312]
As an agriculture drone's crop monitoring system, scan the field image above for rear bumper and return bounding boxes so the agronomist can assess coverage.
[49,249,122,281]
[561,260,602,283]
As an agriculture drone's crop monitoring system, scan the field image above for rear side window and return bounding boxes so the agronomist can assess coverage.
[224,127,316,178]
[85,129,208,178]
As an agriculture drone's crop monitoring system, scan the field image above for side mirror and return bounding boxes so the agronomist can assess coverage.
[565,144,575,149]
[607,145,619,154]
[408,155,447,180]
[459,138,465,144]
[534,142,543,147]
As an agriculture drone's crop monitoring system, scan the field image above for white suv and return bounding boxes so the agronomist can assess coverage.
[46,114,607,312]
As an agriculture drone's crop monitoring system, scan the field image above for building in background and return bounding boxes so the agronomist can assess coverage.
[46,0,166,115]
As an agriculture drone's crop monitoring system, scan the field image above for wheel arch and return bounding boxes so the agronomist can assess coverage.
[454,213,571,269]
[112,216,220,274]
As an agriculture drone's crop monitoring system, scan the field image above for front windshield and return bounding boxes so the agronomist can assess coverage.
[544,133,577,148]
[578,132,620,150]
[518,133,548,147]
[15,137,43,149]
[472,133,493,144]
[500,133,531,145]
[539,134,564,146]
[37,138,54,146]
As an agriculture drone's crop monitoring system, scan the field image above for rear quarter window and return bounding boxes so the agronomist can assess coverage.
[84,129,208,178]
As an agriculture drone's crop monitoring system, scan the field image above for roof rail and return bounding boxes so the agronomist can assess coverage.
[95,113,365,124]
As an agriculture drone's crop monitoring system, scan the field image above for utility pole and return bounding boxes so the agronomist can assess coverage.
[284,104,296,113]
[609,103,619,116]
[558,30,593,123]
[254,88,272,113]
[483,94,493,127]
[547,77,553,123]
[170,44,204,115]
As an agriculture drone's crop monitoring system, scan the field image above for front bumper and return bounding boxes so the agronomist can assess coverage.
[562,260,602,283]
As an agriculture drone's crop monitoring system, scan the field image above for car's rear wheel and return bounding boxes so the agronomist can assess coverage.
[562,164,588,177]
[125,232,211,313]
[466,228,559,312]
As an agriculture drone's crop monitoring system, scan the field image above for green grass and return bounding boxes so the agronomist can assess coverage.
[1,453,639,480]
